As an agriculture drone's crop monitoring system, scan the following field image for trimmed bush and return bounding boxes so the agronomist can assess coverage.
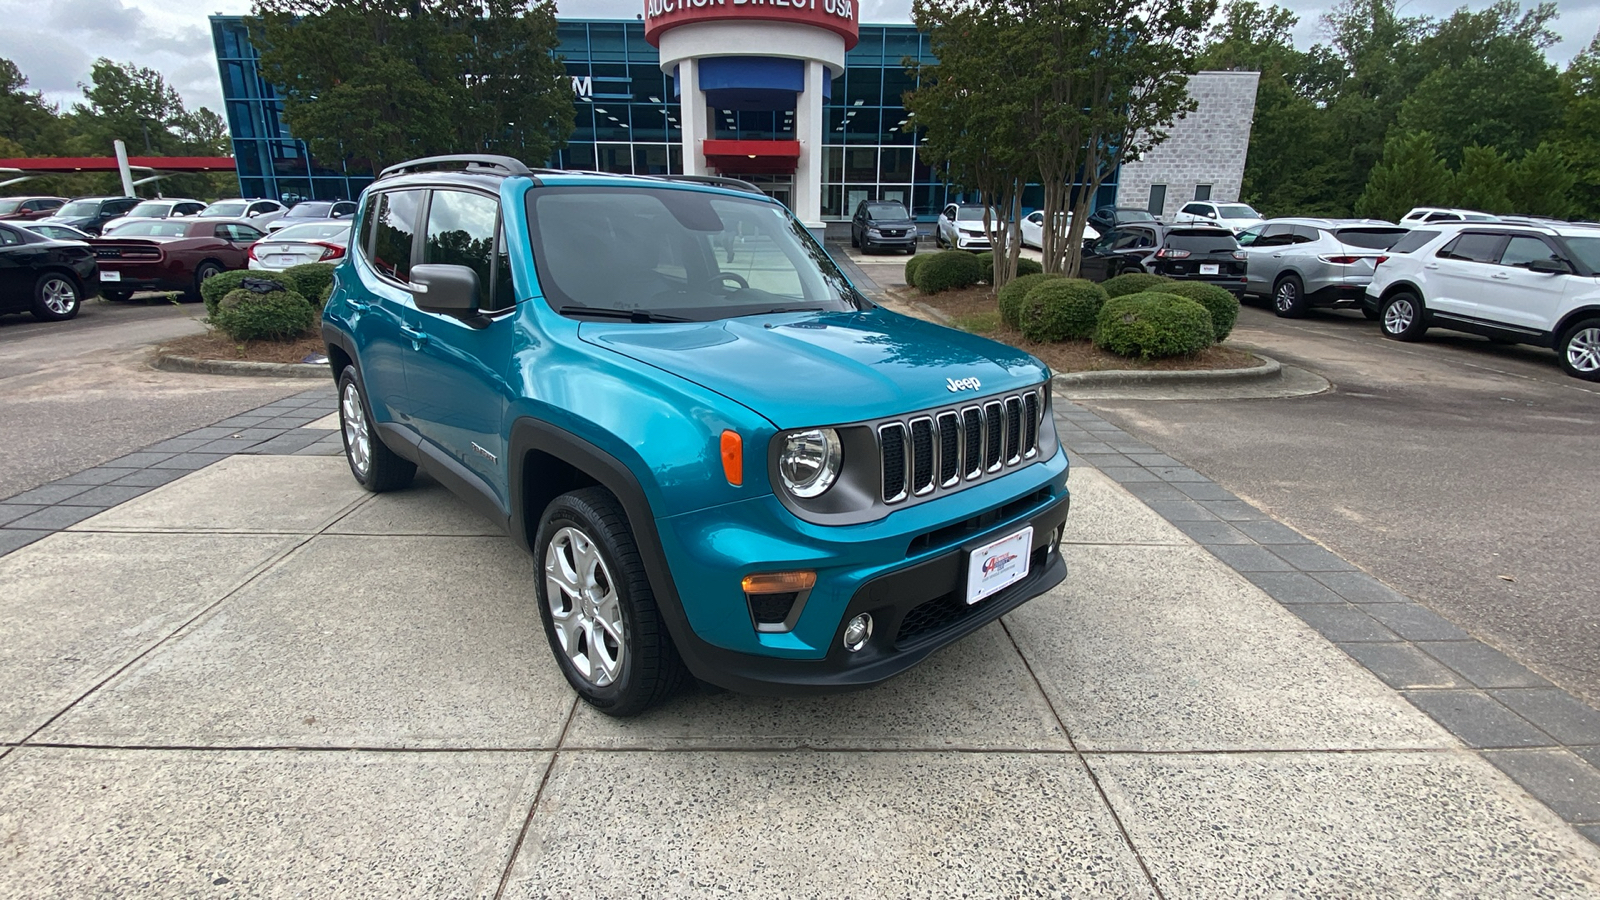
[283,263,336,307]
[212,287,317,342]
[1015,257,1043,277]
[974,251,995,281]
[914,250,985,294]
[1157,281,1240,342]
[201,269,294,317]
[996,272,1063,328]
[904,253,929,286]
[1017,278,1109,342]
[1094,291,1215,360]
[1101,271,1175,298]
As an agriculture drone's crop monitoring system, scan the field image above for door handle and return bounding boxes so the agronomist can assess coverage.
[1272,253,1284,258]
[400,324,428,347]
[1491,272,1510,280]
[346,298,371,311]
[1424,263,1440,269]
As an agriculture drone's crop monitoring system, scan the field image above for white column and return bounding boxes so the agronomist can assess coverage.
[113,140,137,197]
[678,59,708,176]
[792,60,825,234]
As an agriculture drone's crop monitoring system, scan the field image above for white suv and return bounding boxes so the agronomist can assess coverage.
[1365,222,1600,380]
[935,203,998,251]
[1171,201,1264,233]
[1397,207,1500,227]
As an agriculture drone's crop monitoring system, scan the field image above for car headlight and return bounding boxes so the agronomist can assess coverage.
[778,428,842,498]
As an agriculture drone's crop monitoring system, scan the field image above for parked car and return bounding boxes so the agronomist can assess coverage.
[1237,219,1410,317]
[1398,207,1500,227]
[0,221,97,321]
[266,200,359,233]
[322,155,1070,715]
[89,218,264,301]
[1365,222,1600,380]
[1087,207,1158,232]
[102,198,207,235]
[40,196,138,235]
[15,222,93,243]
[199,198,288,227]
[1170,200,1265,234]
[935,203,999,250]
[849,200,917,254]
[1080,223,1248,293]
[248,220,351,271]
[0,196,67,221]
[1020,211,1099,249]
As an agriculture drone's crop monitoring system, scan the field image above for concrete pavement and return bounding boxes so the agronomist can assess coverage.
[2,386,1599,895]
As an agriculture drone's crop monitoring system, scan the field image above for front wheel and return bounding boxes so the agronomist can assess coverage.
[1381,291,1428,342]
[336,366,416,492]
[30,272,81,322]
[1272,274,1307,318]
[1558,318,1600,381]
[534,487,686,716]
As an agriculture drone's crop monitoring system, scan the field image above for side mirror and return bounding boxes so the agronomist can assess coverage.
[1527,258,1570,275]
[410,263,480,313]
[1083,238,1096,252]
[1204,210,1216,218]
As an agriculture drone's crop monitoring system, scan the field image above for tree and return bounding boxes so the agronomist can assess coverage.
[252,0,574,176]
[1452,145,1512,213]
[1354,131,1452,222]
[0,58,68,156]
[1508,142,1575,218]
[66,59,234,198]
[1556,30,1600,218]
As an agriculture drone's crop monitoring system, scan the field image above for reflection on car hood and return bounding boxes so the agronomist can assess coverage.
[580,307,1048,429]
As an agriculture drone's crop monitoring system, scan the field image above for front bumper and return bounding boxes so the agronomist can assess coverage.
[864,232,916,249]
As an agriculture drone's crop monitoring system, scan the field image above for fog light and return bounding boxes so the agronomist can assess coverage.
[842,614,873,652]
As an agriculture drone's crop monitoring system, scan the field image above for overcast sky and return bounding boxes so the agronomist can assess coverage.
[0,0,1593,116]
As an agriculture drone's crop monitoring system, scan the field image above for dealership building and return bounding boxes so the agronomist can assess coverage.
[209,12,1253,230]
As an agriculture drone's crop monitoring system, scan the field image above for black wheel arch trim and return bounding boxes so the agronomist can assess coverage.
[1555,307,1600,343]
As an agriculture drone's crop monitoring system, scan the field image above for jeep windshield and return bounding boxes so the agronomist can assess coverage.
[528,187,865,322]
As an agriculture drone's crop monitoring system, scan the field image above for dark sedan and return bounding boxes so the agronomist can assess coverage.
[89,219,264,301]
[1080,224,1248,294]
[850,200,918,253]
[0,221,97,321]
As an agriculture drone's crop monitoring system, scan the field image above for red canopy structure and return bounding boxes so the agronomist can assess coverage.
[701,140,800,176]
[0,156,236,174]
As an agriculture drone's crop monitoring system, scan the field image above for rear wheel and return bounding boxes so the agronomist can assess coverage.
[1272,274,1307,318]
[188,261,223,303]
[30,273,81,322]
[337,366,416,492]
[1558,318,1600,381]
[1381,291,1428,342]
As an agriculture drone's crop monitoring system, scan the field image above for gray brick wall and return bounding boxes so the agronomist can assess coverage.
[1116,71,1260,221]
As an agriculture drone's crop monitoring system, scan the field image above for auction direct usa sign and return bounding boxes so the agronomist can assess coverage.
[643,0,859,48]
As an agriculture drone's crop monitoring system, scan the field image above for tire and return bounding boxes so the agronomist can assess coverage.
[850,230,859,248]
[534,486,686,716]
[188,261,223,303]
[336,366,416,492]
[1380,291,1429,342]
[30,272,81,322]
[102,288,134,303]
[1272,273,1308,318]
[1558,317,1600,382]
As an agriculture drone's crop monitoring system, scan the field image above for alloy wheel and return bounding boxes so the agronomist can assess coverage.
[41,277,76,315]
[1274,281,1297,312]
[1384,298,1414,334]
[1568,327,1600,374]
[340,381,371,476]
[544,526,625,687]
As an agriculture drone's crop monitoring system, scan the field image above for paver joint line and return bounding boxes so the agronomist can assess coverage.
[493,696,580,900]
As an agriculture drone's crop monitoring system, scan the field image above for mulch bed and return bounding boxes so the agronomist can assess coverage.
[904,285,1260,373]
[161,331,327,365]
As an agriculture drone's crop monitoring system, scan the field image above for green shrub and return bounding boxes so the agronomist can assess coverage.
[211,288,317,342]
[1018,278,1109,342]
[201,269,294,317]
[974,251,995,281]
[1157,281,1240,342]
[904,253,929,286]
[1101,271,1175,298]
[1094,291,1215,360]
[1015,257,1043,277]
[996,273,1063,328]
[283,263,337,307]
[914,250,985,294]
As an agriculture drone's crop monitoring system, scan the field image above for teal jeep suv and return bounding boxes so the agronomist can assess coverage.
[322,155,1070,715]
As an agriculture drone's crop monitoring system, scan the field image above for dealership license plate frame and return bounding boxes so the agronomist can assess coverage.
[273,255,298,267]
[100,271,121,282]
[965,525,1033,605]
[1200,263,1220,275]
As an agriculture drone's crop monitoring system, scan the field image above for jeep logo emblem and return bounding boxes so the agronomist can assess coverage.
[946,377,981,392]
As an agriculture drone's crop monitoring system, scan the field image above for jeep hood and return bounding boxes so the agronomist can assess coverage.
[579,308,1048,430]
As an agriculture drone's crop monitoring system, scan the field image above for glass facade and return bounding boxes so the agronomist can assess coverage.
[210,17,1116,221]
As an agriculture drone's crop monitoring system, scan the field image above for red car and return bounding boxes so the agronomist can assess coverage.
[89,218,265,301]
[0,196,67,221]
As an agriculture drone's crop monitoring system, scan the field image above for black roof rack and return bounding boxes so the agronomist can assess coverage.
[377,154,533,180]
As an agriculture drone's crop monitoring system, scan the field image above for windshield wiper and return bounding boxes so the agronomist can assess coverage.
[559,305,690,323]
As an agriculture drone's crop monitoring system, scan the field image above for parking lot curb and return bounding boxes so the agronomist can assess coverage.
[152,352,327,379]
[1052,354,1281,388]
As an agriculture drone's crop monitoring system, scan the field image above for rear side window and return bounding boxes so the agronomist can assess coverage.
[1389,230,1440,254]
[371,190,424,281]
[423,189,504,311]
[1499,236,1559,268]
[1335,228,1408,250]
[1437,232,1504,263]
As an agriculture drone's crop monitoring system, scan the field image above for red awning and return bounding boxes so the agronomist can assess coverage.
[0,156,236,173]
[702,140,800,175]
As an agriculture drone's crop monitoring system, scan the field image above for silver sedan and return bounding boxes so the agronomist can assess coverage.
[247,220,353,271]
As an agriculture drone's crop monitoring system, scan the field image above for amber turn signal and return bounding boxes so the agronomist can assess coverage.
[741,571,817,594]
[720,430,742,486]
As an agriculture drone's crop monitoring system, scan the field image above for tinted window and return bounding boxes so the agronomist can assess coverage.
[107,199,136,214]
[955,207,992,221]
[1425,212,1461,222]
[57,200,100,217]
[1166,230,1239,253]
[1437,233,1504,263]
[333,202,358,217]
[0,226,20,246]
[1499,236,1558,268]
[1564,237,1600,272]
[1290,225,1320,243]
[1181,203,1209,216]
[1335,228,1408,250]
[865,202,907,219]
[248,202,278,216]
[1254,223,1295,247]
[1218,204,1259,218]
[287,202,333,218]
[1236,225,1265,246]
[1390,229,1440,254]
[424,190,500,309]
[371,190,424,281]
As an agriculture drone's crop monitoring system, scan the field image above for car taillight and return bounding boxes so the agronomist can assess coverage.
[1319,255,1362,264]
[314,242,346,261]
[1374,255,1389,267]
[1155,248,1191,259]
[247,243,262,260]
[1232,250,1246,260]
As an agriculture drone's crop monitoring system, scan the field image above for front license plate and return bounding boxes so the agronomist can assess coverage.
[1200,263,1220,275]
[100,271,121,282]
[966,526,1034,605]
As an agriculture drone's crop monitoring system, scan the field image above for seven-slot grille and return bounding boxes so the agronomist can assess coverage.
[878,387,1046,504]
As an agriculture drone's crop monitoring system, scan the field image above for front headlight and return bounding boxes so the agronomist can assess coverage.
[778,428,842,498]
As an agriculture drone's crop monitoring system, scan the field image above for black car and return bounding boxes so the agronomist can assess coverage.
[1080,224,1248,294]
[0,222,98,321]
[850,200,918,254]
[40,196,139,236]
[1087,206,1159,233]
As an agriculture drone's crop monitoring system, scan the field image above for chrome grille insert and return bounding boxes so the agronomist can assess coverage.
[879,423,908,503]
[910,417,935,496]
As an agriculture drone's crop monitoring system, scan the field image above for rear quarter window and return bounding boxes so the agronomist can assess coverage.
[1389,230,1441,254]
[1335,228,1409,250]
